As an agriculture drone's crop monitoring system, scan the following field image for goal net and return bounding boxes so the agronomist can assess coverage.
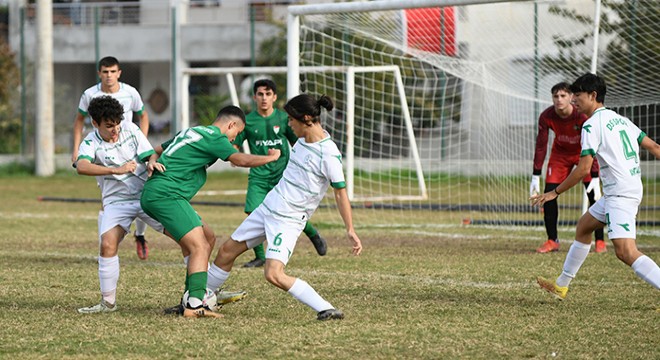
[288,0,660,229]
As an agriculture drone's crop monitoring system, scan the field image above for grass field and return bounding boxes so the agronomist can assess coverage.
[0,169,658,359]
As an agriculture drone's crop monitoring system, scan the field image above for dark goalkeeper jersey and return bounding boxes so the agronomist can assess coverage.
[233,109,299,183]
[532,105,599,175]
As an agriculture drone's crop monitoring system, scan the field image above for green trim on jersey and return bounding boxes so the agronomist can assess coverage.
[77,155,94,162]
[233,109,298,182]
[638,132,647,144]
[331,181,346,189]
[581,149,596,157]
[138,149,155,162]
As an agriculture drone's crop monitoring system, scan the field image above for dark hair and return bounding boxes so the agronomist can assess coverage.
[550,82,571,95]
[215,105,246,124]
[284,94,334,125]
[570,73,606,103]
[253,79,277,95]
[88,96,124,125]
[98,56,120,71]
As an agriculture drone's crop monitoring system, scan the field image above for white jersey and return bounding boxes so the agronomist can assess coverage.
[262,132,346,222]
[77,122,155,207]
[581,107,645,200]
[78,82,145,123]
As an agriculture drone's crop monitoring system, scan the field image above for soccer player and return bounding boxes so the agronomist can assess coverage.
[235,79,327,268]
[75,96,164,314]
[72,56,152,260]
[141,105,281,318]
[206,94,363,321]
[530,82,605,253]
[532,73,660,299]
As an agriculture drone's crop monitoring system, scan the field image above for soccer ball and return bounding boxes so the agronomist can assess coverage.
[182,288,218,311]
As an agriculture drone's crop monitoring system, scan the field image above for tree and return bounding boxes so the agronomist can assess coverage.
[0,37,20,153]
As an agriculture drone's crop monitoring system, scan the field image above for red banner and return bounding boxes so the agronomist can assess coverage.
[404,7,456,56]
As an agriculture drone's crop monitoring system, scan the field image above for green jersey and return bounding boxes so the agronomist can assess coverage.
[233,109,298,183]
[145,125,238,201]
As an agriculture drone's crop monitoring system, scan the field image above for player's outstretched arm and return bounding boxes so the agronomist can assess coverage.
[333,187,363,256]
[76,159,137,176]
[641,136,660,159]
[228,148,281,168]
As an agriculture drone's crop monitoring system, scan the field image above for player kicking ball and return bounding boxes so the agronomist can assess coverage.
[141,105,280,318]
[206,94,363,321]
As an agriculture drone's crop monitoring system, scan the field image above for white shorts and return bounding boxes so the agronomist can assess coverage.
[588,196,640,240]
[99,201,164,241]
[231,205,305,266]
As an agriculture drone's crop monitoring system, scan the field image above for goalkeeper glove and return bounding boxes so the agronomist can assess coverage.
[586,177,601,200]
[529,175,541,197]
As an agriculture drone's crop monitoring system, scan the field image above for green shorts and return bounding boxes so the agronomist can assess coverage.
[141,190,202,242]
[245,178,279,213]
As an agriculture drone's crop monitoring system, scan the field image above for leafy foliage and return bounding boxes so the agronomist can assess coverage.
[0,37,20,153]
[543,1,660,103]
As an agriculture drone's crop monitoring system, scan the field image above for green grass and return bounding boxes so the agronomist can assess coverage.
[0,172,658,359]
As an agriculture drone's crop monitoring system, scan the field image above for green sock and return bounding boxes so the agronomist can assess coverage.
[303,222,318,238]
[187,271,207,302]
[253,243,266,260]
[184,270,189,292]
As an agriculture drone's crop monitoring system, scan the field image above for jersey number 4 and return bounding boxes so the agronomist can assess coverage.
[619,130,639,164]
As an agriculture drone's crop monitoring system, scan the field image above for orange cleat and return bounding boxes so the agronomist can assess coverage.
[536,239,560,253]
[594,239,607,253]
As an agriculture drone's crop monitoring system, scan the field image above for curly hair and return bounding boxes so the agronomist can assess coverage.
[88,95,124,125]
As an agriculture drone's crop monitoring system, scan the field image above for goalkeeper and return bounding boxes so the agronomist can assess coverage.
[234,79,328,268]
[530,82,604,254]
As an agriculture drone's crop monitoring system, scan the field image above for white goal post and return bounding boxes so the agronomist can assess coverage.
[180,65,428,202]
[283,0,660,228]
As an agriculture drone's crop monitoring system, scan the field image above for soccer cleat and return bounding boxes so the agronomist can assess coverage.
[215,289,247,305]
[182,305,222,318]
[135,235,149,260]
[317,308,344,321]
[536,276,568,300]
[309,233,328,256]
[594,240,607,253]
[243,258,265,268]
[163,303,184,315]
[536,239,560,253]
[78,299,117,314]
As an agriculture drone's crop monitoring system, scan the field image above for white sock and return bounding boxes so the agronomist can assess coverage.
[288,278,333,312]
[98,255,119,304]
[631,255,660,289]
[134,218,146,236]
[183,256,190,266]
[207,263,230,291]
[556,241,591,287]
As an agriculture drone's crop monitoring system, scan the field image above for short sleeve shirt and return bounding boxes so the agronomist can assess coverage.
[232,109,299,183]
[78,82,145,123]
[145,125,238,200]
[262,132,345,221]
[581,108,645,200]
[77,122,155,207]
